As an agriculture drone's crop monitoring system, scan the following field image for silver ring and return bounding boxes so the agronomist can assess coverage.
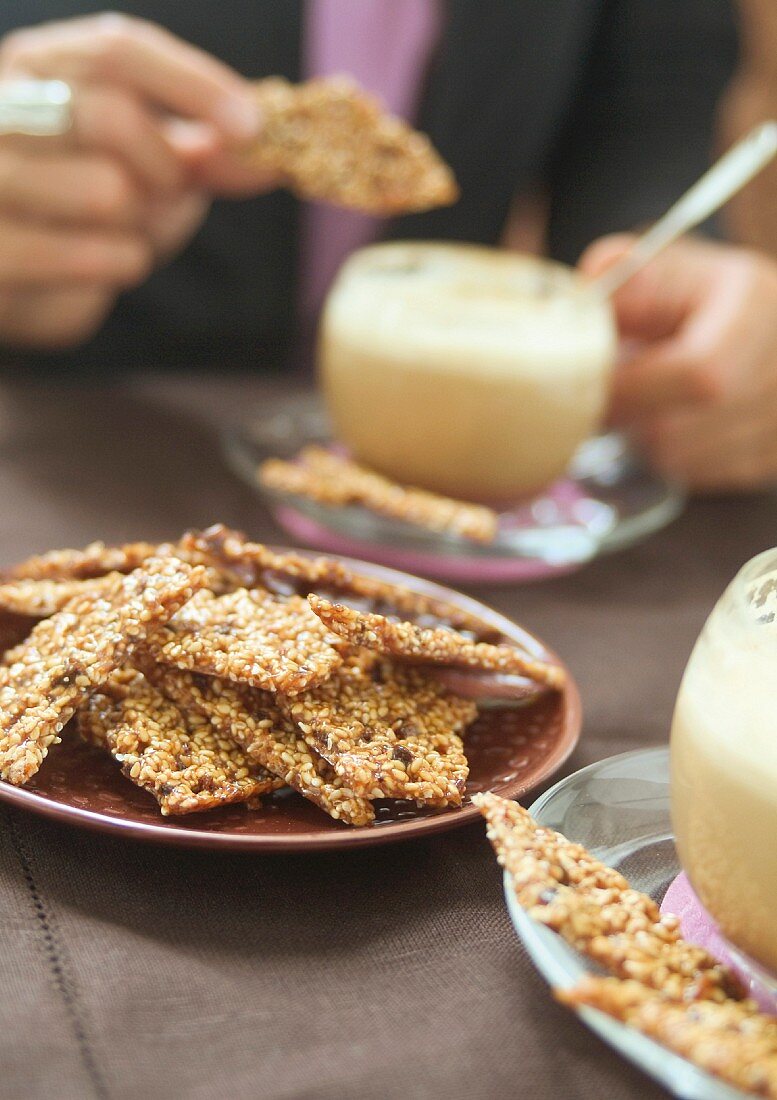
[0,79,73,136]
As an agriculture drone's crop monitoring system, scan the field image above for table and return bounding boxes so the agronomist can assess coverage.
[0,373,773,1100]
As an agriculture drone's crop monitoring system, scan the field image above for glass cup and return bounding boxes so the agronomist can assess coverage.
[671,548,777,987]
[318,241,617,503]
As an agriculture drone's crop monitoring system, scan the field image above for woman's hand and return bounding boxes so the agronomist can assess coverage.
[580,234,777,492]
[0,13,272,349]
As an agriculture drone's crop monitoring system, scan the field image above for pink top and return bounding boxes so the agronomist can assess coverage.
[300,0,443,322]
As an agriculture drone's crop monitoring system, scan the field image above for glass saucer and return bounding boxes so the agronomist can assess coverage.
[222,393,685,584]
[504,747,749,1099]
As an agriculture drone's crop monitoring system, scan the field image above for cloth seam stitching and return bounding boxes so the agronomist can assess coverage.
[6,808,109,1100]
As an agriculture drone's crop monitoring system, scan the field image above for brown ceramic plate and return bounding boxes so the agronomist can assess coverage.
[0,554,581,851]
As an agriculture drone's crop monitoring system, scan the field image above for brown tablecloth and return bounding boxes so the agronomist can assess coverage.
[0,374,774,1100]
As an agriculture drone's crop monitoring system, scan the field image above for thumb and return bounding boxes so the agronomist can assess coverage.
[164,116,279,196]
[579,234,718,342]
[578,233,636,279]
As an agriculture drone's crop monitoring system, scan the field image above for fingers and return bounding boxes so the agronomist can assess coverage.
[0,150,144,228]
[0,286,112,348]
[578,234,635,279]
[580,233,683,340]
[0,150,209,257]
[0,12,274,210]
[166,118,280,196]
[0,218,152,287]
[0,82,185,193]
[0,13,249,351]
[635,400,777,492]
[584,236,777,493]
[580,234,732,342]
[609,343,724,420]
[608,248,768,422]
[1,13,261,140]
[692,443,777,493]
[70,83,183,192]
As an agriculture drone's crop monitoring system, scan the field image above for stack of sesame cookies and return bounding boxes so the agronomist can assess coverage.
[477,793,777,1098]
[0,525,563,825]
[260,446,499,544]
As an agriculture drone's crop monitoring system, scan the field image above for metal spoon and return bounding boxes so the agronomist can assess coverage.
[592,120,777,299]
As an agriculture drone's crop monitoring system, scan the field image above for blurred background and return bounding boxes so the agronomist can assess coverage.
[0,0,759,374]
[0,1,776,499]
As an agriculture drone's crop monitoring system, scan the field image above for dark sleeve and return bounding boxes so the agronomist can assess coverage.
[0,2,106,34]
[545,0,740,264]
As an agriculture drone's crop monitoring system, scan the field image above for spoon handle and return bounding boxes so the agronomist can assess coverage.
[593,120,777,299]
